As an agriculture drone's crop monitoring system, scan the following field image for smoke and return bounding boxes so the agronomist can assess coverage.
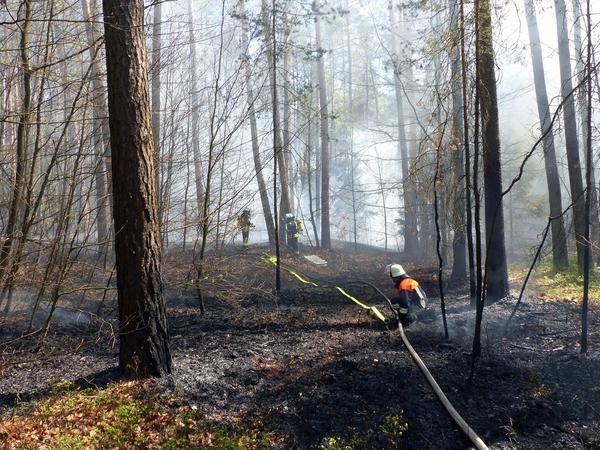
[2,290,92,331]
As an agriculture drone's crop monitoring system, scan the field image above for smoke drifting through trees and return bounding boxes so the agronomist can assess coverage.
[0,0,599,367]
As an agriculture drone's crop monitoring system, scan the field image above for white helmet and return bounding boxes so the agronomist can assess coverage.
[387,264,406,278]
[285,213,294,219]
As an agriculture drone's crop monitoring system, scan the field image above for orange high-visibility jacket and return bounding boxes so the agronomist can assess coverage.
[395,278,419,296]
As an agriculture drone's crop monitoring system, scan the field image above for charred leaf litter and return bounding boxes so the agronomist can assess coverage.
[0,248,599,449]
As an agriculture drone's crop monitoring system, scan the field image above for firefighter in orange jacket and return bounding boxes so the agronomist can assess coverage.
[387,264,427,327]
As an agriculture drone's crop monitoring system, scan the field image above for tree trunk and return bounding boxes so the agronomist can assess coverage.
[478,0,509,302]
[450,1,467,281]
[102,0,171,378]
[554,0,586,270]
[240,0,275,244]
[188,0,205,222]
[282,17,294,214]
[390,3,418,257]
[580,0,592,354]
[345,1,358,251]
[261,0,292,244]
[525,0,569,271]
[306,126,320,247]
[0,0,32,286]
[461,0,476,300]
[572,0,599,266]
[314,1,331,250]
[81,0,110,260]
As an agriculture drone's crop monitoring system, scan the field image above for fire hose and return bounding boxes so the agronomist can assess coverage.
[261,254,490,450]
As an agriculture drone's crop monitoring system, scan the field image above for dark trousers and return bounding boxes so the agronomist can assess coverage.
[288,236,298,253]
[242,228,249,245]
[392,294,410,327]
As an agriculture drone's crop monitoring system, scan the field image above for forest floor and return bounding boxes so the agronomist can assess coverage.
[0,246,599,449]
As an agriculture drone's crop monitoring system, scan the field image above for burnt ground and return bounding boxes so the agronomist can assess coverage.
[1,247,600,449]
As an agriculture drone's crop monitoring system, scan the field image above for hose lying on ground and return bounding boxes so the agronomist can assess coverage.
[396,319,490,450]
[260,254,490,450]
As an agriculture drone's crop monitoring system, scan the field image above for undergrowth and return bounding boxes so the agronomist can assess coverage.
[509,254,600,304]
[0,379,278,449]
[0,379,412,449]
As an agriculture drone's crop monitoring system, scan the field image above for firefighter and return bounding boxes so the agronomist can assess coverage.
[387,264,427,327]
[285,213,303,254]
[237,209,254,248]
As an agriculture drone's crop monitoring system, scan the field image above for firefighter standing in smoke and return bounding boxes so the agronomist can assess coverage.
[285,213,303,254]
[237,209,254,248]
[387,264,427,327]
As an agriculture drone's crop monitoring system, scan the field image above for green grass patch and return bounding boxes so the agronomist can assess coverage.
[509,255,600,304]
[0,381,280,449]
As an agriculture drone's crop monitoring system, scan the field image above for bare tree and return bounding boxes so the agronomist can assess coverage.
[151,0,163,206]
[389,2,419,257]
[478,0,509,303]
[449,0,467,281]
[580,0,592,354]
[572,0,599,265]
[187,0,206,221]
[524,0,569,271]
[313,0,330,250]
[239,0,275,244]
[81,0,111,261]
[554,0,586,270]
[261,0,292,244]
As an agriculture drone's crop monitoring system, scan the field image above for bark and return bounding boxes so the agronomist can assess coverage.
[524,0,569,271]
[460,0,476,301]
[314,1,331,250]
[434,141,449,340]
[450,2,467,281]
[270,0,281,291]
[554,0,586,270]
[102,0,171,377]
[580,0,592,353]
[478,0,509,302]
[306,126,320,247]
[573,0,599,266]
[471,0,485,364]
[313,62,321,226]
[282,17,294,213]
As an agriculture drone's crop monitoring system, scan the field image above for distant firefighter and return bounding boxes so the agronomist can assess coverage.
[285,213,303,254]
[237,209,254,248]
[386,264,427,327]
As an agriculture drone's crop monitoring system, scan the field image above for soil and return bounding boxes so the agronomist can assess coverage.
[1,246,599,449]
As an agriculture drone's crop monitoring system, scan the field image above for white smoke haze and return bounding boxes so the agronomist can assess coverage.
[133,0,599,255]
[2,290,93,331]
